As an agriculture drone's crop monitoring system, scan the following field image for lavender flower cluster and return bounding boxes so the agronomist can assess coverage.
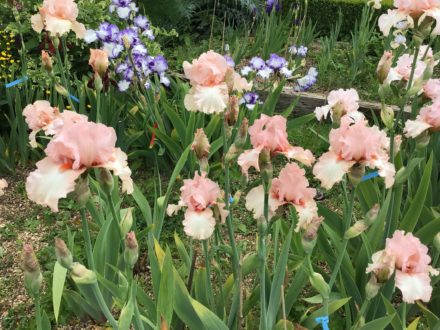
[289,45,308,58]
[240,53,293,79]
[84,0,169,92]
[238,47,317,91]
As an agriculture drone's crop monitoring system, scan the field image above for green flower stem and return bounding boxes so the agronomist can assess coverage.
[91,282,119,329]
[222,117,241,325]
[222,120,239,275]
[353,298,371,327]
[34,295,42,330]
[133,300,145,330]
[202,239,215,310]
[80,208,95,271]
[54,40,76,111]
[323,186,356,318]
[96,89,101,123]
[259,183,270,330]
[129,280,145,330]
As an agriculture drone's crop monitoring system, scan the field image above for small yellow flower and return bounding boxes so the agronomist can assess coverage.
[66,106,71,109]
[46,90,51,94]
[87,104,91,109]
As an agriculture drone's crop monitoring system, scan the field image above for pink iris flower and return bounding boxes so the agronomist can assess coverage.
[367,231,439,304]
[26,113,133,212]
[245,163,322,232]
[404,98,440,138]
[315,88,363,122]
[379,0,440,36]
[238,114,315,178]
[423,78,440,100]
[167,172,228,240]
[313,115,395,189]
[183,51,251,114]
[31,0,86,38]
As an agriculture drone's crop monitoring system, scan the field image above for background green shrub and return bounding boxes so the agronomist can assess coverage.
[285,0,392,37]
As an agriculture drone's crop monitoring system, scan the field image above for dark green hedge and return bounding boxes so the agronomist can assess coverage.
[285,0,391,37]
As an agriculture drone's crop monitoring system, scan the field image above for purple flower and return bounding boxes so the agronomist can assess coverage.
[116,62,130,74]
[151,55,168,74]
[96,23,120,43]
[160,74,170,87]
[133,55,151,76]
[249,56,266,70]
[103,42,123,59]
[132,44,148,56]
[118,79,131,92]
[266,53,287,70]
[280,67,293,78]
[240,66,253,76]
[257,67,273,79]
[142,29,155,41]
[297,46,308,58]
[124,68,135,81]
[289,45,297,55]
[240,92,261,110]
[295,67,318,92]
[266,0,280,13]
[84,29,98,43]
[109,0,138,19]
[119,28,139,47]
[224,55,235,68]
[134,15,150,30]
[112,0,131,6]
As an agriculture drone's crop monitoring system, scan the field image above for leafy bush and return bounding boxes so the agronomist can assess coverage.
[285,0,392,37]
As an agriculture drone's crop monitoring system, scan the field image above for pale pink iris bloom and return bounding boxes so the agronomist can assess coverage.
[23,101,60,148]
[313,115,395,189]
[31,0,86,38]
[379,0,440,36]
[238,114,315,178]
[245,163,321,231]
[404,99,440,137]
[423,78,440,100]
[0,179,7,196]
[367,231,438,303]
[26,117,133,212]
[183,51,251,114]
[385,54,427,85]
[167,172,228,240]
[23,101,88,148]
[315,88,363,122]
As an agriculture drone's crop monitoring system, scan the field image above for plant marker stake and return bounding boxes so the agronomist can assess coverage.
[69,94,80,103]
[315,316,330,330]
[5,76,28,88]
[361,171,379,182]
[229,195,234,204]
